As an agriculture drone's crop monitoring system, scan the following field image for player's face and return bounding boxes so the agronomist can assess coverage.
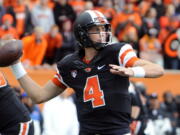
[88,25,109,44]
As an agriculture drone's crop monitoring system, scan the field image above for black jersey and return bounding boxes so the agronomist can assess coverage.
[54,43,139,134]
[0,72,31,132]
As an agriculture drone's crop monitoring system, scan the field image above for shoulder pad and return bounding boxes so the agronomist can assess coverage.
[57,53,76,67]
[56,53,79,74]
[104,42,126,53]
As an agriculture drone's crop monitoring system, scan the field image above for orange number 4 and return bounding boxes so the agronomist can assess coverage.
[83,75,105,108]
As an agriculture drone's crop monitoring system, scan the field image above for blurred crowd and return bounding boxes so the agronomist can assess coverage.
[128,81,180,135]
[0,0,179,70]
[1,0,180,135]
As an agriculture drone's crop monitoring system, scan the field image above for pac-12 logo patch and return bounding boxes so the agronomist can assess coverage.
[71,70,77,78]
[0,72,7,88]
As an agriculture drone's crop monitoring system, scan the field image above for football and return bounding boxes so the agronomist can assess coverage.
[0,39,23,67]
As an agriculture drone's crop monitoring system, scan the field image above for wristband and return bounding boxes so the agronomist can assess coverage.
[131,67,145,78]
[10,62,27,79]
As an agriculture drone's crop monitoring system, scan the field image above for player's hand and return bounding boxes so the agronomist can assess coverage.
[109,64,134,77]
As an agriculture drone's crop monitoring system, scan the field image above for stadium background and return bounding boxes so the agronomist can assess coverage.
[0,0,180,134]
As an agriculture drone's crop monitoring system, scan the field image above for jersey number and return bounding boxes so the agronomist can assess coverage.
[83,75,105,108]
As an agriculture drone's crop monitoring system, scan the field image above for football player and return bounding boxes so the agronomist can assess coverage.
[0,72,34,135]
[10,10,164,135]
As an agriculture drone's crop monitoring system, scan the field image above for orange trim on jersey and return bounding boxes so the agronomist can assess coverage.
[21,123,27,135]
[83,57,91,64]
[0,72,7,88]
[120,49,133,65]
[125,57,139,67]
[52,77,66,89]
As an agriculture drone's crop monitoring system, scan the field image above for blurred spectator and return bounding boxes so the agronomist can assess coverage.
[3,0,17,7]
[138,0,152,17]
[172,0,180,19]
[145,93,172,135]
[44,24,63,65]
[53,0,76,30]
[46,0,55,9]
[0,0,6,25]
[21,92,43,135]
[42,88,79,135]
[139,27,163,66]
[140,7,160,37]
[95,0,116,23]
[55,19,77,62]
[84,1,94,10]
[163,0,173,5]
[121,26,139,54]
[152,0,165,19]
[68,0,85,16]
[113,0,126,12]
[112,1,142,41]
[158,4,179,45]
[160,91,178,135]
[0,14,18,39]
[6,0,33,37]
[31,0,55,33]
[21,26,48,67]
[24,0,39,10]
[175,95,180,134]
[88,0,101,7]
[164,28,180,69]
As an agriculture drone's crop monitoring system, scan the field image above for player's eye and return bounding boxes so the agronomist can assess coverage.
[95,28,100,32]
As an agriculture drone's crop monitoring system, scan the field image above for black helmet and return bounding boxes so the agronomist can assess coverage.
[74,10,112,50]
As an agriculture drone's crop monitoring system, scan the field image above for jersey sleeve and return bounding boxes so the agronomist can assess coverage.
[118,44,139,67]
[51,68,67,89]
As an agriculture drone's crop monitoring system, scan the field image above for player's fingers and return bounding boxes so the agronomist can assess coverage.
[109,64,124,71]
[109,64,119,69]
[110,68,128,76]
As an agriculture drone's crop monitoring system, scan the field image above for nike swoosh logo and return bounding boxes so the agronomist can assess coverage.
[97,65,106,70]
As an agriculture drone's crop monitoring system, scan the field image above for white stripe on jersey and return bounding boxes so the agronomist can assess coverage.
[24,121,30,135]
[119,44,133,57]
[18,123,23,135]
[118,44,137,67]
[118,50,123,67]
[123,51,137,67]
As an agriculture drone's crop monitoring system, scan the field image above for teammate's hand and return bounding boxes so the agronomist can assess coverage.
[109,64,134,77]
